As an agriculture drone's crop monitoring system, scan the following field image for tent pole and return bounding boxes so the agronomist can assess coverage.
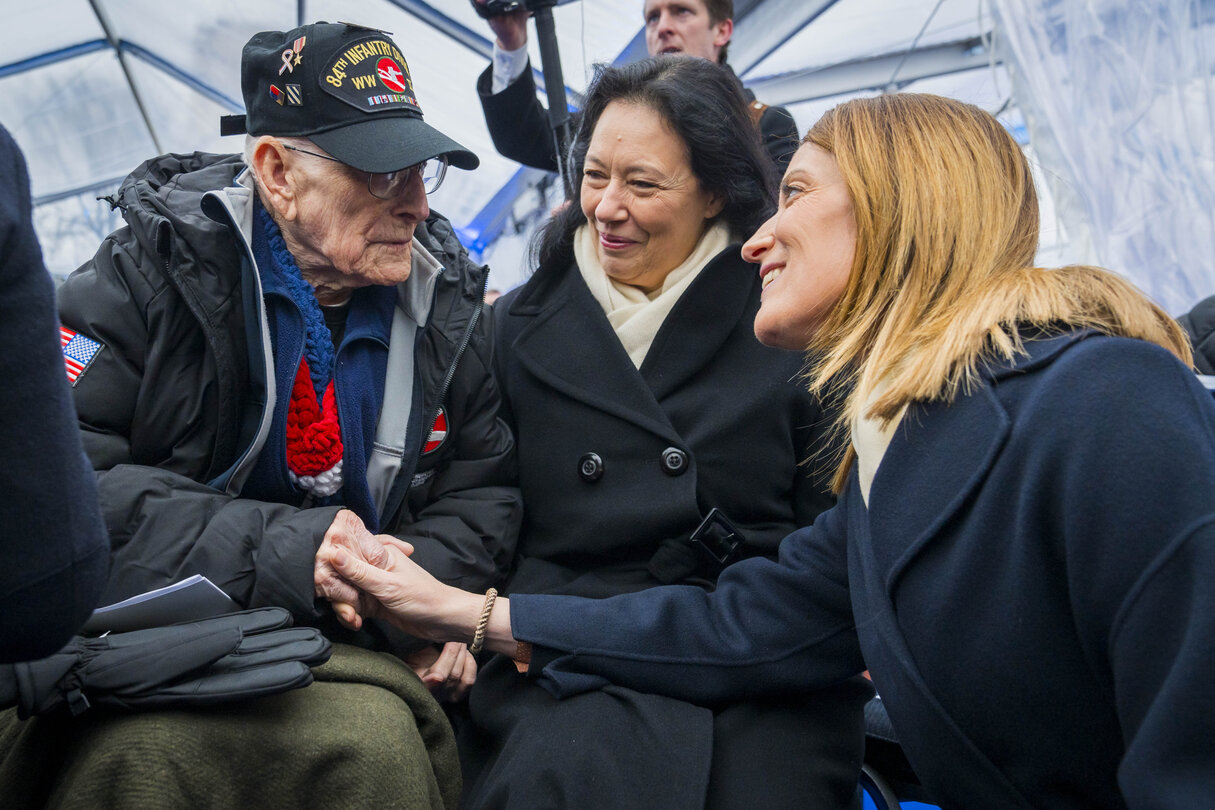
[87,0,163,154]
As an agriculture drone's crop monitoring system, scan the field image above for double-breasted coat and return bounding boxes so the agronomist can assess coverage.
[453,247,870,809]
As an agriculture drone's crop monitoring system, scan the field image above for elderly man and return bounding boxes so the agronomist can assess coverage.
[475,0,799,177]
[11,21,519,806]
[62,19,518,666]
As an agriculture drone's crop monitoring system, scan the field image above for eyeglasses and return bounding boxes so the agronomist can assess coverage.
[281,144,448,197]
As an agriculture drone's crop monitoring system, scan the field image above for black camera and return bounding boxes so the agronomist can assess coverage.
[470,0,527,19]
[471,0,563,18]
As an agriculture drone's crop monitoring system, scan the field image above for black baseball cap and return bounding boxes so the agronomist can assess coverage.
[220,21,479,174]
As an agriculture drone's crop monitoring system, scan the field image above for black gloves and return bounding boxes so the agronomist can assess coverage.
[0,608,331,718]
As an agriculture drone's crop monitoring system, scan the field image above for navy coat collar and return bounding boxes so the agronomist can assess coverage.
[868,329,1097,589]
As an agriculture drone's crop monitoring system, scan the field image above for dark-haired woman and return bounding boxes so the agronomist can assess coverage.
[457,56,868,809]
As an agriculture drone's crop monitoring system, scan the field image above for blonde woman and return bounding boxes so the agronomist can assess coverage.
[320,94,1215,808]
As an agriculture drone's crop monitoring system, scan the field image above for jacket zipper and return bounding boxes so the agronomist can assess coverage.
[417,270,489,464]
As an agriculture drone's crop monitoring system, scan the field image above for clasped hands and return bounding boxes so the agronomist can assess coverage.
[313,510,474,699]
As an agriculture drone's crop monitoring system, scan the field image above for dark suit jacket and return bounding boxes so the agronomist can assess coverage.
[513,332,1215,809]
[477,62,800,179]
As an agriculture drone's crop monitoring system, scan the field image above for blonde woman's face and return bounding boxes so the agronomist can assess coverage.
[743,144,856,350]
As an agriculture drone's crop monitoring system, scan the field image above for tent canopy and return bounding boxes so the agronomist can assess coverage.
[2,0,1046,291]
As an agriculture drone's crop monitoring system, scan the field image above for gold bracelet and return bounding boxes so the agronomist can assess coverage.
[469,587,498,655]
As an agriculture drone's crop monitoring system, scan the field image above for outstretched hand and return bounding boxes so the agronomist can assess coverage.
[318,540,454,640]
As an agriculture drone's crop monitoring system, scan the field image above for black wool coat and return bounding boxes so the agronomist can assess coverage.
[453,246,866,810]
[493,245,835,598]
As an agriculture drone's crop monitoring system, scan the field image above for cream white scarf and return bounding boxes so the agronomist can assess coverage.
[575,221,731,368]
[852,380,909,507]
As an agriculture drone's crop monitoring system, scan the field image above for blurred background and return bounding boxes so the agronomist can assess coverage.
[2,0,1213,313]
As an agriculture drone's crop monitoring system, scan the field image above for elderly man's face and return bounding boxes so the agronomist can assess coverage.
[283,154,429,303]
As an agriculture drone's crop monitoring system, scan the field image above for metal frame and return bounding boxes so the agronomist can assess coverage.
[860,763,904,810]
[9,0,1004,262]
[745,36,998,107]
[732,0,842,77]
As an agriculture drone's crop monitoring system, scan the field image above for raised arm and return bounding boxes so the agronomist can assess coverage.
[473,1,561,173]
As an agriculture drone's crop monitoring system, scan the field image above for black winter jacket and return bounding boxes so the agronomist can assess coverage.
[1179,293,1215,374]
[57,152,521,644]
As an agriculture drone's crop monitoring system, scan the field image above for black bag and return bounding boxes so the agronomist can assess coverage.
[0,607,331,718]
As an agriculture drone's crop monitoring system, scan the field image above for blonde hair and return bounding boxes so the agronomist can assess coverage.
[800,94,1192,491]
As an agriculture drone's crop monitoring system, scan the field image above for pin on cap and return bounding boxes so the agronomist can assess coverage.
[220,21,478,174]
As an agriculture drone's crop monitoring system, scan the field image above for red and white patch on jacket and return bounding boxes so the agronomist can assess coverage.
[423,407,447,454]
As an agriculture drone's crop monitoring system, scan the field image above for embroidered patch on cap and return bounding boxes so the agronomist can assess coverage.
[423,407,447,454]
[320,36,421,114]
[61,327,103,386]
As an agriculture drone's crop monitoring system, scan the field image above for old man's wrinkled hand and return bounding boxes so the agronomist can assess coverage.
[313,509,414,629]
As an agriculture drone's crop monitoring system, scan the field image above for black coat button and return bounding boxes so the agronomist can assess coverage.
[661,447,688,476]
[578,452,604,482]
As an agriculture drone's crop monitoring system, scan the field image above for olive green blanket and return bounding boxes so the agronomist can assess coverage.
[0,643,461,809]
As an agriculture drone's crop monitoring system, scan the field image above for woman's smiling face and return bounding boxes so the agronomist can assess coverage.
[580,100,723,293]
[743,143,857,351]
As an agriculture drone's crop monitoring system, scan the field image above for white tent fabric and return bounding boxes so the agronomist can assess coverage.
[2,0,1210,312]
[993,0,1215,315]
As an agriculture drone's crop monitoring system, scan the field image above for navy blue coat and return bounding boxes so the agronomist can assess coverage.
[513,332,1215,809]
[0,125,109,662]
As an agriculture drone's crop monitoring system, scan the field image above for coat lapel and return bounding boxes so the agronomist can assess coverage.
[850,398,1034,808]
[865,332,1091,591]
[508,264,683,445]
[851,332,1103,809]
[639,246,756,401]
[867,380,1011,591]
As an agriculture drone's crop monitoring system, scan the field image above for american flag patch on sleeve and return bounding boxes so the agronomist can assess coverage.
[60,327,103,386]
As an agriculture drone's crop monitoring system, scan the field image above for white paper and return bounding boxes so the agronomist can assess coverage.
[81,575,240,634]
